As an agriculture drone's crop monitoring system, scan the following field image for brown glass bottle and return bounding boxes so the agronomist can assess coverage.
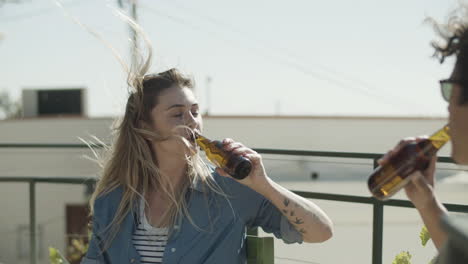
[368,125,450,200]
[195,134,252,180]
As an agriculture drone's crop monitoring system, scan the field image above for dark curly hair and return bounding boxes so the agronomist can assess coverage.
[428,6,468,104]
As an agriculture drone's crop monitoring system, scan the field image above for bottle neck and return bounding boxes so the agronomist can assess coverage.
[195,133,210,145]
[195,133,221,149]
[428,125,451,150]
[195,133,208,142]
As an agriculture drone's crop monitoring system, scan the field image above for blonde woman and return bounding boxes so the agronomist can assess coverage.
[80,67,333,264]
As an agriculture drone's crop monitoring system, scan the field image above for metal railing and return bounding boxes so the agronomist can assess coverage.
[1,144,468,264]
[254,148,468,264]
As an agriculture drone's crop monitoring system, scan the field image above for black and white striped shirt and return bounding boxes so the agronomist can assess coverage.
[132,199,169,264]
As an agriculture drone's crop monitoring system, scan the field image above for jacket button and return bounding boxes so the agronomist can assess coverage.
[130,258,135,263]
[171,248,176,253]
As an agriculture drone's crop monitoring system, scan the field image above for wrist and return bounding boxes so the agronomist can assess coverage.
[250,176,275,198]
[414,194,444,213]
[408,182,436,210]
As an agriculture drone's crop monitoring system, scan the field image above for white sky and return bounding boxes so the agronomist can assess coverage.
[0,0,460,117]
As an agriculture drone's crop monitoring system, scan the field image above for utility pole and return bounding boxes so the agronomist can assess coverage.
[275,100,281,116]
[130,1,138,67]
[205,76,212,116]
[117,0,138,67]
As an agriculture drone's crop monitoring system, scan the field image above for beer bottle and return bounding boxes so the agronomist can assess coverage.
[368,125,450,200]
[195,133,252,180]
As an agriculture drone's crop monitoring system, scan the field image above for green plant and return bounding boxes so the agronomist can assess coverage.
[49,234,89,264]
[49,247,69,264]
[420,226,431,247]
[391,226,435,264]
[392,251,412,264]
[68,238,89,262]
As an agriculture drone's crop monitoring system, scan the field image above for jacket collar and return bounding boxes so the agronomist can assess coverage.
[189,167,219,193]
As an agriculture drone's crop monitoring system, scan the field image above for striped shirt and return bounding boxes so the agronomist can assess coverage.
[132,199,169,264]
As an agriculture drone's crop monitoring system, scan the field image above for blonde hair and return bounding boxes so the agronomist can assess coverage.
[84,9,229,249]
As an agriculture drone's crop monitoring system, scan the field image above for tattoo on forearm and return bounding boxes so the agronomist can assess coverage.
[299,228,307,234]
[283,198,290,207]
[294,217,304,225]
[290,211,295,217]
[282,209,288,214]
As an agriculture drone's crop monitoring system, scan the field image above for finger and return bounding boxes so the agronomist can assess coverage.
[224,142,244,151]
[377,150,394,165]
[404,180,416,193]
[222,138,234,145]
[424,155,437,186]
[411,171,432,193]
[399,137,417,144]
[244,153,262,165]
[232,147,256,156]
[379,137,418,165]
[415,136,429,142]
[395,137,416,151]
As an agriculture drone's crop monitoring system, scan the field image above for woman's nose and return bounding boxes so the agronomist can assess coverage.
[184,113,198,129]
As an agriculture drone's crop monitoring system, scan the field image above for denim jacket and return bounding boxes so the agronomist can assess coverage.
[81,172,302,264]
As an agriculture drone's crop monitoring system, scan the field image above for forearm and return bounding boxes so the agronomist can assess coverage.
[256,178,333,243]
[416,196,448,250]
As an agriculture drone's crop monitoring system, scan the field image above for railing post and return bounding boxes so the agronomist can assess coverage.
[29,180,37,264]
[372,201,384,264]
[372,159,383,264]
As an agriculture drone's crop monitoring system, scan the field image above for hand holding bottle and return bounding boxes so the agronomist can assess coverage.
[215,138,270,189]
[377,136,449,250]
[368,125,449,200]
[377,137,438,208]
[195,133,252,179]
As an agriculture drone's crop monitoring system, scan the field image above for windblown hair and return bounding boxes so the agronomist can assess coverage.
[428,2,468,103]
[84,9,228,249]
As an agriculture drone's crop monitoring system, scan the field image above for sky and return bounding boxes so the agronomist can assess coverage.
[0,0,461,117]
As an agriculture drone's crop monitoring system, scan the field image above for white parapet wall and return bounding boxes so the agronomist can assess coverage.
[0,115,450,264]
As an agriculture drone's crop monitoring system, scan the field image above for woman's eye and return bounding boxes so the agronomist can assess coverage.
[173,113,183,118]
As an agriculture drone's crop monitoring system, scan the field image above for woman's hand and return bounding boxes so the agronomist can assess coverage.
[377,136,437,209]
[377,136,448,250]
[215,138,269,192]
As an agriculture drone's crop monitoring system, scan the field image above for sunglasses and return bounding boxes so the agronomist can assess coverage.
[439,79,463,102]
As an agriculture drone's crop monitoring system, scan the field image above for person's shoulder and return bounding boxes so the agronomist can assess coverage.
[210,170,261,199]
[93,185,124,214]
[210,170,241,191]
[209,170,270,222]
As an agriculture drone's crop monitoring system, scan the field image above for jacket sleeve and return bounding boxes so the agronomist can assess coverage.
[250,196,303,244]
[218,174,303,244]
[81,196,110,264]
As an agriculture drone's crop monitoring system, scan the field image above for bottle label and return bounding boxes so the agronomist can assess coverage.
[430,126,451,149]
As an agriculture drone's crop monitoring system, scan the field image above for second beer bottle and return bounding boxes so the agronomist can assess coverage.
[195,133,252,180]
[368,125,450,200]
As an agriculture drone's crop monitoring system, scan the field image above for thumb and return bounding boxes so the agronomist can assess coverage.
[411,171,433,194]
[245,153,262,166]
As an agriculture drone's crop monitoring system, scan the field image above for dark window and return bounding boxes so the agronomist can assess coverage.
[38,89,82,115]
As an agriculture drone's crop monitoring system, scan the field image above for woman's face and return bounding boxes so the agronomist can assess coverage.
[149,85,202,155]
[448,69,468,164]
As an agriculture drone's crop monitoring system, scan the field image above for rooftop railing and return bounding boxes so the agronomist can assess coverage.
[1,144,467,264]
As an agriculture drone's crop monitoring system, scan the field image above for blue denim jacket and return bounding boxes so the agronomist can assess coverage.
[81,172,302,264]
